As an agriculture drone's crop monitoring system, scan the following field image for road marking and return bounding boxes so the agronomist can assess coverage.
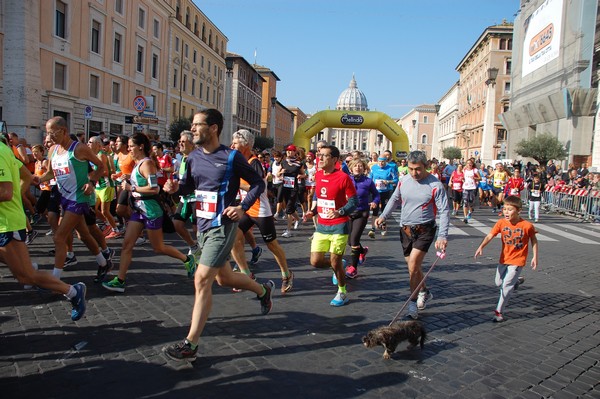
[533,223,599,244]
[460,218,491,236]
[558,224,600,240]
[449,225,469,236]
[486,219,558,241]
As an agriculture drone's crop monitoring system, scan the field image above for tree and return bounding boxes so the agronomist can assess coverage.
[168,117,192,143]
[514,133,567,166]
[254,135,274,151]
[442,146,462,162]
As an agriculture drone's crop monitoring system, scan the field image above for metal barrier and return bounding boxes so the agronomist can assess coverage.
[522,186,600,222]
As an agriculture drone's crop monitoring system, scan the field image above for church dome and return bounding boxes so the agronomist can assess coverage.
[336,75,368,111]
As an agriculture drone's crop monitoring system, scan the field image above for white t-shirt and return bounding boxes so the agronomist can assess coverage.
[463,168,478,190]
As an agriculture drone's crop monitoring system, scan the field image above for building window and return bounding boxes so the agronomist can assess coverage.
[55,1,67,38]
[138,8,145,29]
[113,33,122,63]
[421,134,427,144]
[115,0,123,15]
[110,123,123,135]
[172,102,177,118]
[91,20,101,54]
[55,62,67,90]
[150,95,156,111]
[208,60,211,72]
[112,82,120,104]
[199,82,203,99]
[504,81,511,94]
[153,19,160,39]
[183,74,187,92]
[90,74,99,98]
[193,50,197,63]
[506,59,512,75]
[184,43,188,58]
[173,69,178,88]
[152,54,158,79]
[497,128,507,141]
[175,37,179,52]
[423,115,429,124]
[201,55,204,68]
[135,89,142,97]
[136,45,144,73]
[191,78,196,96]
[206,86,209,101]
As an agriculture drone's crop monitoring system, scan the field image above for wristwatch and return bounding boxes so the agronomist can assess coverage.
[338,208,345,216]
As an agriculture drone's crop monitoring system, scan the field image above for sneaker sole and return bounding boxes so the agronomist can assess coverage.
[330,299,349,307]
[162,347,197,362]
[102,284,125,293]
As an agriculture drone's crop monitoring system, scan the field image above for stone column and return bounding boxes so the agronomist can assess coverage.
[481,80,497,165]
[3,0,43,143]
[592,71,600,169]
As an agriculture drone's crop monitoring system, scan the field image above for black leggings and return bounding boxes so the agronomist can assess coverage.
[349,210,369,246]
[372,191,392,217]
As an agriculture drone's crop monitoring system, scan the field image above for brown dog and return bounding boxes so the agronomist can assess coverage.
[362,320,426,359]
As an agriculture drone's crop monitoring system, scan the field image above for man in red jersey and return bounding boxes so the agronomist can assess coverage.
[304,145,357,306]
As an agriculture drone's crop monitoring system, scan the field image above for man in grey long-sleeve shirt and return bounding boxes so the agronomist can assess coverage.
[375,151,450,320]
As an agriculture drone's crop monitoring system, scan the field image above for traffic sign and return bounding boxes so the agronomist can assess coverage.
[133,96,146,112]
[84,105,93,119]
[133,116,159,124]
[474,150,479,156]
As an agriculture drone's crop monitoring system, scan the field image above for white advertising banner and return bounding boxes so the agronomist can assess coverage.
[521,0,563,77]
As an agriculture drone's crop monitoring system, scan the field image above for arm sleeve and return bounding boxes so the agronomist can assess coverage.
[379,181,402,220]
[177,156,195,197]
[369,180,380,204]
[434,183,451,239]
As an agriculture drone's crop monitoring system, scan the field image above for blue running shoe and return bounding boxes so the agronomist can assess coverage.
[70,282,87,321]
[330,292,349,307]
[250,246,263,265]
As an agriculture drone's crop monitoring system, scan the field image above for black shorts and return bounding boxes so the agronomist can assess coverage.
[35,190,52,214]
[238,214,277,243]
[117,188,130,206]
[0,229,26,247]
[399,223,437,257]
[84,208,97,226]
[452,190,463,203]
[47,185,61,214]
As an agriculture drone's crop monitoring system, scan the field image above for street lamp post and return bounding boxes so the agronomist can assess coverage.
[270,96,277,144]
[411,119,417,152]
[223,57,234,145]
[481,67,499,164]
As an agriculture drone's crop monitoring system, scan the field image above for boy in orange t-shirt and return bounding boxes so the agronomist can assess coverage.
[475,195,538,322]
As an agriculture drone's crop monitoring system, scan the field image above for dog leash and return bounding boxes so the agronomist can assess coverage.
[388,250,446,326]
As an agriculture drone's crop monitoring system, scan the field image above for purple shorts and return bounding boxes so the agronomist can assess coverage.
[129,211,163,230]
[60,198,91,216]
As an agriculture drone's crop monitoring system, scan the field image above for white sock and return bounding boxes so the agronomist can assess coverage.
[53,268,62,279]
[65,285,77,299]
[67,252,74,259]
[96,253,107,266]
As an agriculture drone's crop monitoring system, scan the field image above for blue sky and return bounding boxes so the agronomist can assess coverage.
[195,0,520,118]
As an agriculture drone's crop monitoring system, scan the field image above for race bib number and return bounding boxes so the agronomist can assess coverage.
[317,198,336,219]
[510,188,519,195]
[494,179,504,187]
[452,182,462,190]
[305,179,316,187]
[283,176,295,189]
[375,179,387,190]
[195,190,218,219]
[531,189,540,197]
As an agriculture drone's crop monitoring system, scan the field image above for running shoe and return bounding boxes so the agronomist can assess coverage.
[102,277,125,293]
[64,255,78,268]
[493,310,505,323]
[407,301,419,319]
[94,261,112,283]
[30,213,42,225]
[103,248,115,261]
[183,254,197,278]
[135,236,147,245]
[281,271,294,294]
[106,230,124,239]
[102,225,112,236]
[467,211,472,220]
[250,246,263,265]
[293,220,300,230]
[358,247,369,265]
[48,249,56,256]
[69,282,87,321]
[163,339,198,362]
[368,229,375,239]
[345,265,358,279]
[381,230,387,236]
[258,280,274,315]
[417,289,433,310]
[463,218,468,224]
[45,230,54,236]
[25,230,39,245]
[330,291,349,307]
[281,230,292,238]
[451,210,457,216]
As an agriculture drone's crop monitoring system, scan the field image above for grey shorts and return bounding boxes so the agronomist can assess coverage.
[196,222,238,268]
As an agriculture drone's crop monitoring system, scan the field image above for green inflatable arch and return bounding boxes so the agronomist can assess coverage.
[293,110,409,158]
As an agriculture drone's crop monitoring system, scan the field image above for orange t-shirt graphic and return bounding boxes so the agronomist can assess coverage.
[490,218,536,266]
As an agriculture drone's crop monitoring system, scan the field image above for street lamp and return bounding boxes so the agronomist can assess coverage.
[270,96,277,143]
[481,66,499,163]
[223,57,234,144]
[412,119,417,151]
